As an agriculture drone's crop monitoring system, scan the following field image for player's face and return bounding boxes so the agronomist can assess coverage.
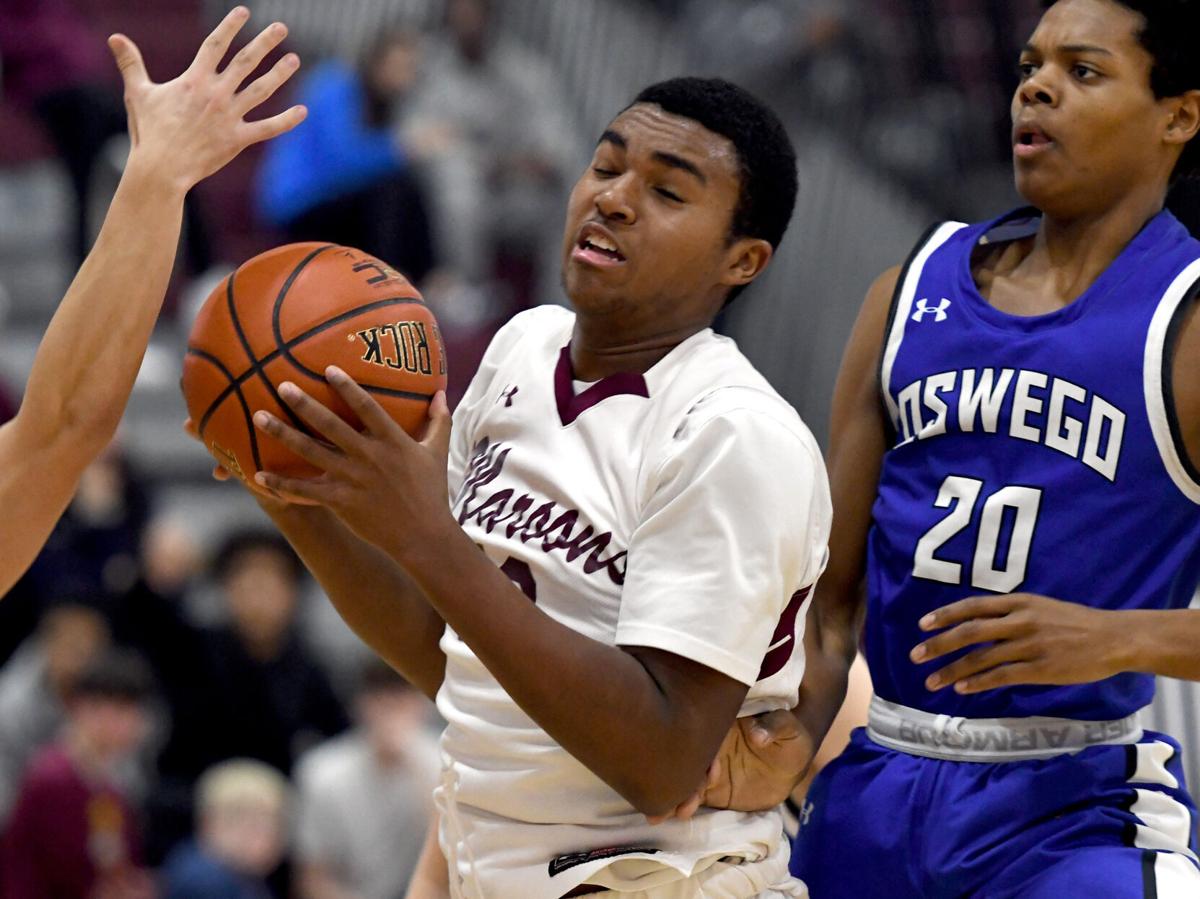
[1013,0,1178,215]
[561,104,760,324]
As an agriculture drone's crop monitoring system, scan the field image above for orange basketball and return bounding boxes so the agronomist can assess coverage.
[182,243,447,500]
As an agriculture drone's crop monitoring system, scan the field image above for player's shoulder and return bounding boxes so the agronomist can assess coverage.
[485,304,574,360]
[656,330,822,461]
[470,305,572,386]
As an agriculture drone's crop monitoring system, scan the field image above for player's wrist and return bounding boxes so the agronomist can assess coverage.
[1103,609,1157,676]
[387,508,465,572]
[120,154,192,203]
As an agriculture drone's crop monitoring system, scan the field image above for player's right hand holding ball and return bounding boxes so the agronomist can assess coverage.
[109,6,306,201]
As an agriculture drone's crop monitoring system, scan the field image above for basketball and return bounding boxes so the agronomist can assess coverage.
[182,243,447,499]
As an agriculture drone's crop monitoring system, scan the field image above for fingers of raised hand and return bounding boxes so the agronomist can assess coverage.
[275,381,361,450]
[326,367,400,438]
[234,51,300,116]
[108,34,150,93]
[191,6,251,75]
[239,104,307,146]
[253,410,344,474]
[223,21,289,88]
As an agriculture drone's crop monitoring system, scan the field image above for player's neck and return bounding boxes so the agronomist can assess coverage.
[1021,191,1167,300]
[569,319,710,381]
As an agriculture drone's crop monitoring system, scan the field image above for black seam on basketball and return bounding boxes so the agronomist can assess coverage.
[272,245,339,378]
[1162,278,1200,485]
[186,347,263,472]
[226,263,310,435]
[271,245,435,385]
[195,295,432,422]
[878,220,945,447]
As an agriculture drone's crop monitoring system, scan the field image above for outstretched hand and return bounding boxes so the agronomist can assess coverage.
[251,367,454,559]
[110,6,306,194]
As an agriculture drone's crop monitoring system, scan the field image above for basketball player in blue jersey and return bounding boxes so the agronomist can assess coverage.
[710,0,1200,895]
[0,9,303,597]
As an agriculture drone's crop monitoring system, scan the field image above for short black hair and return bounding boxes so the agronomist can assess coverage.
[630,77,798,300]
[1041,0,1200,180]
[211,528,304,585]
[69,649,155,704]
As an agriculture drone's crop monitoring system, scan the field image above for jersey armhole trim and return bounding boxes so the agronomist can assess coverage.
[877,221,969,435]
[1145,258,1200,504]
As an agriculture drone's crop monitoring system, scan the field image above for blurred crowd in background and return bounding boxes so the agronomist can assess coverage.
[0,0,1199,896]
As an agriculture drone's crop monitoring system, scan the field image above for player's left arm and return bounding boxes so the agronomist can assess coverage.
[913,295,1200,692]
[251,371,822,818]
[0,9,305,598]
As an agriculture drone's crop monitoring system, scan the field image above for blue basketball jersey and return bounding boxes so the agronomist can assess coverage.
[869,207,1200,720]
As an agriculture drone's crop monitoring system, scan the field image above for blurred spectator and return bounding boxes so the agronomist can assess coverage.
[856,0,1042,212]
[110,515,204,716]
[0,0,213,271]
[106,516,214,863]
[400,0,579,304]
[0,601,110,824]
[294,658,439,899]
[256,31,436,285]
[684,0,866,99]
[134,529,345,866]
[161,759,290,899]
[190,529,349,775]
[27,442,151,612]
[2,649,156,899]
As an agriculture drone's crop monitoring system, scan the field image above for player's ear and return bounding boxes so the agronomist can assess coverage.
[1164,90,1200,148]
[721,237,773,290]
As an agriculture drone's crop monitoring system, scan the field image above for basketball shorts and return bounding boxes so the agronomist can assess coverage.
[790,726,1200,898]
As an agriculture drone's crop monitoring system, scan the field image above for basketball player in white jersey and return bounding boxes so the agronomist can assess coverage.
[0,7,303,596]
[245,77,831,897]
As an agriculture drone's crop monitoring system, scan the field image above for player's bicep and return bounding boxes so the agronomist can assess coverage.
[0,418,87,595]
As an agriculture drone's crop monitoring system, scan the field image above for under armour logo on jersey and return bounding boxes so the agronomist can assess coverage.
[498,385,519,407]
[800,801,815,827]
[912,298,952,323]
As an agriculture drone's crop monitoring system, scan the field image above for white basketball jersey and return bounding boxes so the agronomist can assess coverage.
[435,305,831,898]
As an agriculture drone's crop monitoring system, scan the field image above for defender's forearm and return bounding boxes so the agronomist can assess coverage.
[18,162,184,457]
